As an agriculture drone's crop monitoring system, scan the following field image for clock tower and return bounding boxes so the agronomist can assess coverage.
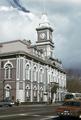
[36,14,54,58]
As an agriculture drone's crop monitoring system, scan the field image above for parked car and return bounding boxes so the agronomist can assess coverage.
[56,100,81,119]
[0,98,14,107]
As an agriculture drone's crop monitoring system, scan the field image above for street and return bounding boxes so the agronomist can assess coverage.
[0,104,79,120]
[0,104,58,120]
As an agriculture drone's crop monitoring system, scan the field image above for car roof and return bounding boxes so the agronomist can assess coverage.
[65,100,81,102]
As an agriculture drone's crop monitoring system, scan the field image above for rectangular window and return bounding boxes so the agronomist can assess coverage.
[5,68,12,79]
[33,90,37,97]
[26,89,30,97]
[25,69,31,80]
[10,69,12,78]
[5,68,9,79]
[33,71,37,81]
[19,82,23,90]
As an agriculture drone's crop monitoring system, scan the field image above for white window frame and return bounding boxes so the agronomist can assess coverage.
[4,63,13,79]
[33,85,37,97]
[26,85,30,98]
[33,66,37,81]
[39,68,43,83]
[4,84,11,99]
[25,64,31,80]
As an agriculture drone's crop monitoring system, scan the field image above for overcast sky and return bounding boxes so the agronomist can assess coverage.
[0,0,81,69]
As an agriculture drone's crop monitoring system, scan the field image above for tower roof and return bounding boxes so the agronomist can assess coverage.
[37,13,53,32]
[39,13,51,28]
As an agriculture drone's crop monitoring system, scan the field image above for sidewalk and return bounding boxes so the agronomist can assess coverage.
[15,102,61,107]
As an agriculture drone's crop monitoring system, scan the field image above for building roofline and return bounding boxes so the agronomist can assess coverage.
[0,39,32,46]
[36,27,53,32]
[0,51,66,73]
[49,57,62,64]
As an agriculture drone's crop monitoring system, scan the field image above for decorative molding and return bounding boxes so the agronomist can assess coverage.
[4,60,13,68]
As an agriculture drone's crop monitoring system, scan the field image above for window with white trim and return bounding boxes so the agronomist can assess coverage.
[40,87,43,98]
[26,84,30,98]
[5,85,11,99]
[34,89,37,97]
[5,64,12,79]
[25,64,31,80]
[33,85,37,97]
[33,66,37,81]
[26,89,30,97]
[5,87,10,98]
[39,69,43,82]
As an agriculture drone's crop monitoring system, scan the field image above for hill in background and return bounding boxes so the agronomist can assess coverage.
[66,68,81,93]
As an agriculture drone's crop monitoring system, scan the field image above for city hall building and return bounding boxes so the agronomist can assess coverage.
[0,14,66,103]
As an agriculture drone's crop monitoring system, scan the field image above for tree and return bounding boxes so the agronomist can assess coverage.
[66,68,81,93]
[51,83,59,103]
[67,79,81,93]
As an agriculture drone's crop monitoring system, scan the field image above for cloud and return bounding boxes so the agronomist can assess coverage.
[24,0,81,4]
[0,5,39,42]
[0,0,81,69]
[48,8,81,69]
[0,6,13,11]
[49,0,81,4]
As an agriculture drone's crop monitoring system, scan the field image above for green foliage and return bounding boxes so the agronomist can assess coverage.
[50,83,59,102]
[51,84,59,94]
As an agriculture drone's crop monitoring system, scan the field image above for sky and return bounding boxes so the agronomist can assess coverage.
[0,0,81,69]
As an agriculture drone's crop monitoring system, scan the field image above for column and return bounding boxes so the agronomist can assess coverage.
[16,57,25,102]
[37,63,40,102]
[43,65,48,102]
[30,60,33,102]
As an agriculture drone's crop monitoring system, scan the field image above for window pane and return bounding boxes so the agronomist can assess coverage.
[19,82,23,90]
[25,65,31,80]
[6,68,9,78]
[10,68,12,78]
[5,64,12,79]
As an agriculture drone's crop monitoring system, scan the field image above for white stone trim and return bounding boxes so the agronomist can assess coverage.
[26,84,30,89]
[4,84,12,89]
[4,60,13,68]
[1,58,16,61]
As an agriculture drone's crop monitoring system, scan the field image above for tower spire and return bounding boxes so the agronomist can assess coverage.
[43,0,46,14]
[39,13,50,28]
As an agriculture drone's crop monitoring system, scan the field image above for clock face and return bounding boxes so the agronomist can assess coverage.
[40,33,46,39]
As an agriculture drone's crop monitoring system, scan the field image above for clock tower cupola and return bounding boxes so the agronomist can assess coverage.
[36,14,54,58]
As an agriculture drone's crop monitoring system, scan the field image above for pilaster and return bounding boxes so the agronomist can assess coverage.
[30,60,33,102]
[37,63,40,102]
[16,56,25,102]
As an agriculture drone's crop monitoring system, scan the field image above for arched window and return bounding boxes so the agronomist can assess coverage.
[33,85,37,97]
[4,63,13,79]
[39,68,43,83]
[4,84,11,99]
[26,84,30,99]
[40,87,43,98]
[25,64,31,80]
[33,66,37,81]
